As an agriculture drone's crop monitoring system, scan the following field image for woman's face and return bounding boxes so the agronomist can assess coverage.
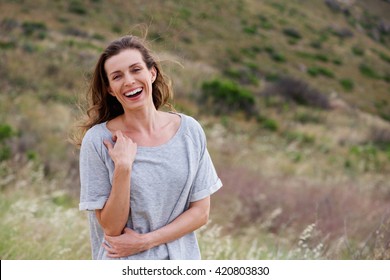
[104,48,156,112]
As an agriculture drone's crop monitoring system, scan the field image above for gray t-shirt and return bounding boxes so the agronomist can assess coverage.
[79,113,222,259]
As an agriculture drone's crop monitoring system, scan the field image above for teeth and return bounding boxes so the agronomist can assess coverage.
[125,88,142,97]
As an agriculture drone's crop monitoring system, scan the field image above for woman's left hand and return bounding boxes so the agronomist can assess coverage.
[103,228,150,258]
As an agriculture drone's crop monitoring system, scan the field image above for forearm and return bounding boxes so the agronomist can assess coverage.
[145,197,210,250]
[97,165,131,236]
[103,197,211,258]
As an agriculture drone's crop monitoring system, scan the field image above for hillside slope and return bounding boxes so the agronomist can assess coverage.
[1,0,390,259]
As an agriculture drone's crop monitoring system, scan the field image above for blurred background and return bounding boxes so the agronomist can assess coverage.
[0,0,390,259]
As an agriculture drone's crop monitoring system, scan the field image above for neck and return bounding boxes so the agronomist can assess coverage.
[121,106,160,134]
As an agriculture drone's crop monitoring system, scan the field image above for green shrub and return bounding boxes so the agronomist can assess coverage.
[289,151,302,162]
[0,123,15,162]
[383,74,390,83]
[259,117,279,131]
[270,52,286,63]
[68,1,87,15]
[0,146,11,161]
[26,150,38,161]
[317,67,334,78]
[245,61,260,72]
[258,15,273,30]
[179,7,191,19]
[200,79,257,118]
[264,46,274,54]
[294,112,322,124]
[376,51,390,64]
[0,124,13,142]
[92,33,105,41]
[270,2,286,12]
[111,24,122,34]
[307,66,334,78]
[261,77,330,109]
[352,46,365,56]
[332,58,343,65]
[283,28,302,40]
[359,64,382,79]
[348,145,380,172]
[310,41,322,49]
[284,131,315,144]
[22,42,38,53]
[287,38,299,45]
[240,47,257,58]
[21,21,47,39]
[370,127,390,149]
[264,72,280,82]
[296,51,329,63]
[0,40,16,50]
[307,67,319,77]
[223,67,259,86]
[243,25,257,35]
[340,78,354,91]
[314,53,329,62]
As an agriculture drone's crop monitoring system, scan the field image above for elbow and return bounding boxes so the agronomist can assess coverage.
[95,210,125,236]
[190,197,210,228]
[104,228,123,237]
[199,209,210,227]
[101,220,125,236]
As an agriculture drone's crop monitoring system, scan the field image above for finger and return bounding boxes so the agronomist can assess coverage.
[105,249,120,258]
[107,252,121,258]
[102,242,111,251]
[103,243,120,258]
[112,130,123,142]
[103,140,113,151]
[115,130,124,140]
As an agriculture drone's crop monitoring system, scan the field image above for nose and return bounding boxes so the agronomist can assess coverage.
[124,72,135,86]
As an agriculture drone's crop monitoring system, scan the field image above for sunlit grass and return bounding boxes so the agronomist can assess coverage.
[0,162,90,260]
[1,159,388,260]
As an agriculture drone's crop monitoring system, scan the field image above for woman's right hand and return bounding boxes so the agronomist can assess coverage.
[103,130,137,168]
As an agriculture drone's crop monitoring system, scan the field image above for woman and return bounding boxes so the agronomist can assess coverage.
[78,35,222,259]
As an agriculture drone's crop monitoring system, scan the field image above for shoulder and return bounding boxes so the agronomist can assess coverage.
[81,122,110,150]
[179,113,207,146]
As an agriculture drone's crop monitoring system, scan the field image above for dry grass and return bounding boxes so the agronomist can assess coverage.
[0,0,390,260]
[0,160,90,259]
[210,165,390,259]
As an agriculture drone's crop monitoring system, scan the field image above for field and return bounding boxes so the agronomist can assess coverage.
[0,0,390,259]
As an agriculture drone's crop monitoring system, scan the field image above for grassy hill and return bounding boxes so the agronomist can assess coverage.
[1,0,390,259]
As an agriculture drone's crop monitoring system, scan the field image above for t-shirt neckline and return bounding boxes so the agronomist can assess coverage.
[102,112,184,151]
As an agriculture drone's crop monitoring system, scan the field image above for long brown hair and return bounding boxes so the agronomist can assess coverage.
[72,35,173,146]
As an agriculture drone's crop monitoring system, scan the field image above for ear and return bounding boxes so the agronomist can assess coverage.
[107,87,114,96]
[151,67,157,83]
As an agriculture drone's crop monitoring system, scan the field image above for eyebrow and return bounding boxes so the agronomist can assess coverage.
[109,62,142,76]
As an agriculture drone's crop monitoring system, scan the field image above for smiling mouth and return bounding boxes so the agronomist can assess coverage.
[124,88,142,99]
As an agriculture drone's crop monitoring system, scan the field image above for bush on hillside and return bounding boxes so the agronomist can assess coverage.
[199,79,257,118]
[307,66,335,78]
[369,126,390,149]
[256,115,279,131]
[0,123,15,161]
[359,63,382,79]
[352,46,365,56]
[21,21,47,39]
[68,1,87,15]
[375,50,390,64]
[339,78,354,91]
[283,28,302,40]
[261,77,331,109]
